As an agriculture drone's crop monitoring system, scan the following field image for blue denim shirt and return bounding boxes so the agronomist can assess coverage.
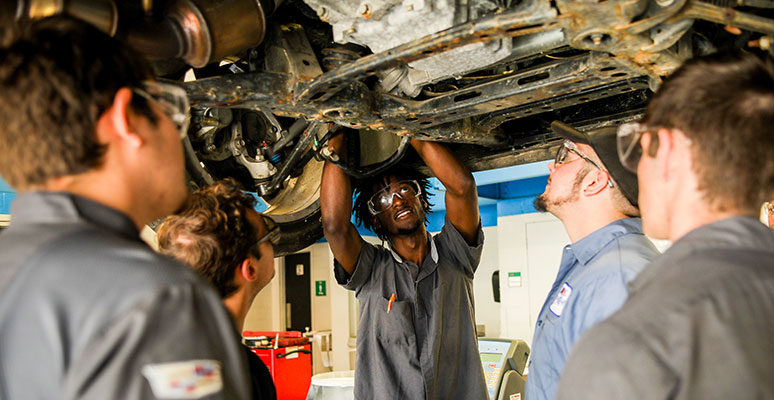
[524,218,659,400]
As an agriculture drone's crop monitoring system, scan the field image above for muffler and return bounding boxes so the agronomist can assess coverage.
[16,0,277,68]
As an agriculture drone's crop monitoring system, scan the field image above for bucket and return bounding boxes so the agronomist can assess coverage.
[305,370,355,400]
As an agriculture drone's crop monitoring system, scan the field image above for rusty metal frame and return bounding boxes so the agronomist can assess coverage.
[180,0,774,148]
[168,0,774,253]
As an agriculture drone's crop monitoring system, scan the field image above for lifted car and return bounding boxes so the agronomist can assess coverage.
[12,0,774,254]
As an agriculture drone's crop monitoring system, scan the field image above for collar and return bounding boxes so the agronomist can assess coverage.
[629,215,774,292]
[569,218,643,265]
[389,232,438,264]
[10,191,140,241]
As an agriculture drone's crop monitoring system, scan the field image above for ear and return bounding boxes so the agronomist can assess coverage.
[582,169,611,197]
[655,128,678,180]
[238,258,259,282]
[103,87,144,148]
[372,215,382,231]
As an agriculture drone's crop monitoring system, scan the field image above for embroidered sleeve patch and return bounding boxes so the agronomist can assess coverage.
[142,359,223,399]
[549,282,573,317]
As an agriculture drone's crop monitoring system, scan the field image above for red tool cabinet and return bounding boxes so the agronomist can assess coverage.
[243,331,312,400]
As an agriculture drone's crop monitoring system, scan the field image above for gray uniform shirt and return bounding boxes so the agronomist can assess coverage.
[556,216,774,399]
[334,219,488,400]
[0,192,251,400]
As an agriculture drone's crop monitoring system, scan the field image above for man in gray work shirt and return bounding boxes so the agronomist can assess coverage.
[321,134,487,399]
[0,17,249,399]
[556,51,774,398]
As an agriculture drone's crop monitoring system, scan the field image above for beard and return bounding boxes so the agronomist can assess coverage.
[534,165,590,215]
[534,194,549,212]
[374,206,424,238]
[396,222,422,236]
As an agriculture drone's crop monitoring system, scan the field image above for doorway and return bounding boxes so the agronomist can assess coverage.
[284,252,311,332]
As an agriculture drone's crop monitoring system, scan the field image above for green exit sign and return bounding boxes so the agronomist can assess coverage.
[315,280,327,296]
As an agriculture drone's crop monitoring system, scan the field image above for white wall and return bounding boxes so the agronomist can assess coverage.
[309,243,332,333]
[470,226,502,337]
[244,257,283,332]
[497,212,569,346]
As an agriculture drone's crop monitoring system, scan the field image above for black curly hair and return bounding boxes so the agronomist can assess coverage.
[352,164,434,241]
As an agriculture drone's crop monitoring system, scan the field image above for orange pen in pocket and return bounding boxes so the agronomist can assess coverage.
[387,292,396,314]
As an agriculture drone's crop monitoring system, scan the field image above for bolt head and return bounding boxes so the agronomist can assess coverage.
[358,3,371,17]
[403,0,425,11]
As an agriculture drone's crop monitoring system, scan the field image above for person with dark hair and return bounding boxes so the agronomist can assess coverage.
[524,121,660,400]
[557,51,774,398]
[157,178,279,400]
[0,17,250,399]
[321,135,487,399]
[351,164,435,242]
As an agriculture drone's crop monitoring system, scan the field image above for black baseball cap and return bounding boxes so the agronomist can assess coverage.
[551,121,639,207]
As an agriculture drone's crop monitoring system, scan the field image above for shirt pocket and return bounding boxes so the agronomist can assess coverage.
[373,296,416,346]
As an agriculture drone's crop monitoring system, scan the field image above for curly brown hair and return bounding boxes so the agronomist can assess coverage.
[157,178,260,298]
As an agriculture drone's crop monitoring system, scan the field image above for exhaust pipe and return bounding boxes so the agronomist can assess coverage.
[20,0,119,35]
[16,0,278,68]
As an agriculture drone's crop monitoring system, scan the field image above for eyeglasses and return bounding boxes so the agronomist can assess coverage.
[254,215,280,248]
[133,81,190,139]
[616,122,652,172]
[555,140,614,188]
[367,180,421,215]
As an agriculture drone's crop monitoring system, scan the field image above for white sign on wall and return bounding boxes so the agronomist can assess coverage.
[508,272,522,287]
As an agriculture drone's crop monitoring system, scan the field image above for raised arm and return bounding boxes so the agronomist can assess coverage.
[320,133,362,274]
[411,139,479,245]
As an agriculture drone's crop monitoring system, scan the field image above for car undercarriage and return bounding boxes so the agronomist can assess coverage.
[11,0,774,254]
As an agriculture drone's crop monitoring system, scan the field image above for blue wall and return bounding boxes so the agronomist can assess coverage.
[0,177,14,215]
[424,174,548,233]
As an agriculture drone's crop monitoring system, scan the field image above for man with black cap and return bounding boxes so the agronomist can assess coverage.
[556,51,774,400]
[523,121,660,400]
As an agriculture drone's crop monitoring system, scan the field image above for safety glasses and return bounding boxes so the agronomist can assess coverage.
[255,215,280,247]
[133,81,190,139]
[555,140,614,188]
[367,180,421,215]
[616,122,651,172]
